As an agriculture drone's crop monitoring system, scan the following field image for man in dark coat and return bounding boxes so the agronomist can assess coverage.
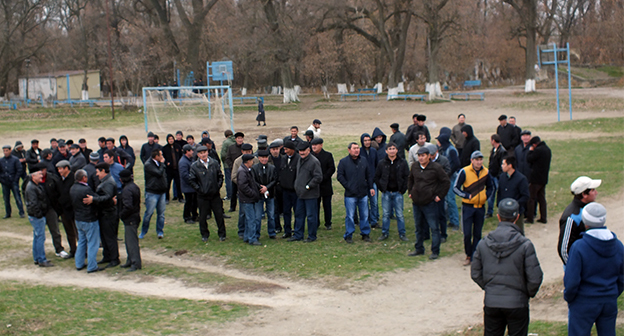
[51,141,71,168]
[283,126,304,150]
[278,141,299,239]
[525,136,552,224]
[25,139,41,173]
[251,150,278,239]
[119,169,142,271]
[140,132,161,164]
[71,169,102,273]
[486,134,507,218]
[225,132,244,212]
[25,169,54,267]
[161,134,182,202]
[360,133,379,228]
[375,142,409,241]
[78,138,93,162]
[141,149,167,239]
[256,98,266,126]
[509,116,522,149]
[514,130,532,181]
[55,160,78,258]
[179,145,197,223]
[291,142,323,242]
[311,138,335,230]
[371,127,387,161]
[33,163,68,258]
[389,123,407,159]
[496,114,518,150]
[12,141,27,181]
[189,146,226,242]
[84,152,100,190]
[406,114,431,147]
[0,145,24,218]
[471,198,543,336]
[269,140,284,232]
[459,124,480,167]
[497,156,530,233]
[237,154,261,245]
[69,144,87,173]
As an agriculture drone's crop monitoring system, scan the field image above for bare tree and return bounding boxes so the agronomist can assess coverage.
[502,0,539,91]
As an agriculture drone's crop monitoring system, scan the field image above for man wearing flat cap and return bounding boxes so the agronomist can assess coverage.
[291,142,322,242]
[69,144,86,172]
[496,114,518,150]
[189,146,226,243]
[238,153,261,245]
[225,132,245,212]
[25,139,41,173]
[307,119,322,138]
[454,150,494,266]
[52,140,71,168]
[389,123,406,159]
[279,141,299,238]
[311,138,335,230]
[118,169,142,271]
[0,144,24,218]
[56,160,78,258]
[471,198,543,336]
[140,132,162,164]
[564,202,624,336]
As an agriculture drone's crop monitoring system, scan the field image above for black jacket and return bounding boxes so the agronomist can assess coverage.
[488,145,507,178]
[110,146,134,169]
[225,143,243,169]
[251,162,278,198]
[140,142,162,164]
[237,165,260,203]
[526,142,551,185]
[188,158,223,198]
[337,155,373,198]
[83,162,98,190]
[497,170,530,215]
[92,174,117,213]
[471,222,543,308]
[144,159,167,194]
[58,173,75,215]
[119,180,141,223]
[278,153,299,191]
[162,143,182,172]
[558,198,586,265]
[80,147,93,162]
[51,150,71,167]
[70,181,97,222]
[497,124,518,150]
[514,143,532,179]
[25,180,47,218]
[311,149,335,197]
[294,154,323,200]
[459,125,480,167]
[0,155,22,185]
[42,172,63,214]
[374,156,409,194]
[406,123,431,147]
[282,136,304,150]
[25,148,41,172]
[389,131,407,159]
[407,161,450,206]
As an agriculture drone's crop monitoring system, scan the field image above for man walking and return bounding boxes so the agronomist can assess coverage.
[407,147,450,259]
[118,169,142,271]
[486,134,507,218]
[291,142,322,242]
[337,142,375,244]
[0,144,24,218]
[310,138,335,230]
[497,156,530,233]
[564,202,623,336]
[471,198,543,336]
[375,142,409,241]
[70,169,102,273]
[454,150,494,266]
[189,145,226,243]
[525,136,551,224]
[25,169,54,267]
[140,149,167,239]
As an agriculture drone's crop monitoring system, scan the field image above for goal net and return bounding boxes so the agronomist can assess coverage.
[142,85,234,135]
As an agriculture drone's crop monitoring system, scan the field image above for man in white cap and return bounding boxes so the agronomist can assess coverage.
[564,202,623,336]
[557,176,601,266]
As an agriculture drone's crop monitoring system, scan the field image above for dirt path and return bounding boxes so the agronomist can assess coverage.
[2,191,622,335]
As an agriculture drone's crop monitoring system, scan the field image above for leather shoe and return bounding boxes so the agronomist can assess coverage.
[399,235,409,242]
[441,237,447,243]
[345,237,353,244]
[362,235,371,242]
[219,237,226,242]
[269,235,276,239]
[429,254,439,260]
[106,260,120,268]
[185,219,195,224]
[249,241,262,246]
[537,219,548,224]
[281,233,292,239]
[325,225,332,230]
[38,261,55,267]
[127,266,140,272]
[88,267,105,273]
[223,214,231,219]
[378,234,389,241]
[19,214,25,218]
[303,238,316,243]
[228,209,236,213]
[2,215,10,219]
[202,237,208,243]
[120,262,132,268]
[286,237,301,242]
[408,250,424,257]
[97,259,111,265]
[76,265,87,271]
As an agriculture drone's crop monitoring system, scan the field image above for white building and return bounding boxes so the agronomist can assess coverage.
[18,70,101,101]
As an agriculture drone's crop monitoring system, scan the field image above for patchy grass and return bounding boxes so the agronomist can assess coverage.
[535,117,624,134]
[597,66,624,78]
[503,98,624,112]
[0,281,250,336]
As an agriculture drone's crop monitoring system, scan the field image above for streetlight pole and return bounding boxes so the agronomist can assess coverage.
[25,59,30,101]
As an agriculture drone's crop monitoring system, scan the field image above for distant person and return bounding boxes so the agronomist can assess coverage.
[371,127,387,161]
[496,114,518,150]
[307,119,322,138]
[389,123,406,159]
[278,142,299,239]
[256,98,266,126]
[471,198,543,336]
[564,202,623,336]
[118,169,142,272]
[162,134,182,203]
[231,143,258,239]
[12,141,27,182]
[69,144,86,172]
[359,133,379,229]
[251,150,278,239]
[0,144,24,218]
[25,169,54,267]
[459,125,480,167]
[225,132,245,212]
[497,156,529,233]
[451,114,466,156]
[508,116,522,148]
[118,135,135,172]
[525,136,551,224]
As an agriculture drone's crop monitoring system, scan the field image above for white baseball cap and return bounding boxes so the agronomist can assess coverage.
[570,176,601,195]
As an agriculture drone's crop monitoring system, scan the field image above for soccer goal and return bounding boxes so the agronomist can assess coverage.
[142,85,234,134]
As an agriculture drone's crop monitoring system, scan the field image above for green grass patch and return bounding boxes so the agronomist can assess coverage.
[0,281,250,335]
[597,66,624,78]
[503,98,624,112]
[535,117,624,134]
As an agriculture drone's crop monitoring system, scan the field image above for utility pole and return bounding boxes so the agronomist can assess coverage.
[104,0,115,119]
[25,59,30,100]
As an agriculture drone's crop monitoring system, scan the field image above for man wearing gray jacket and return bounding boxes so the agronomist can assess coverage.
[291,142,322,242]
[471,198,543,336]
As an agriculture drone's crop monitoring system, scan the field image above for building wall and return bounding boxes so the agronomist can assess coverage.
[56,72,101,100]
[18,78,57,100]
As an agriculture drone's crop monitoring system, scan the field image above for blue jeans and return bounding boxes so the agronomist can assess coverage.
[368,183,379,225]
[241,202,258,243]
[486,176,499,216]
[29,216,47,263]
[224,168,232,199]
[75,220,101,272]
[344,196,370,239]
[294,198,318,240]
[462,204,485,257]
[381,191,405,236]
[445,172,460,226]
[413,202,441,255]
[3,182,24,217]
[255,198,276,238]
[282,190,298,235]
[141,192,166,237]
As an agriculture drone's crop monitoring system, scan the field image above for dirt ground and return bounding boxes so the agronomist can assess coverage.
[0,86,623,335]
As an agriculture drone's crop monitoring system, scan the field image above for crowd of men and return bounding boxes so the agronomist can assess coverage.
[3,112,622,335]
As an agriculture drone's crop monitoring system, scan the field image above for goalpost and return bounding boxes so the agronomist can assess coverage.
[142,85,234,134]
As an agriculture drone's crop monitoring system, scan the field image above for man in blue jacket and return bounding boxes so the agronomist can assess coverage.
[337,142,375,244]
[0,145,24,218]
[564,202,624,336]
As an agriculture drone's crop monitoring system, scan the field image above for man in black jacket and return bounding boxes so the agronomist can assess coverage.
[140,149,167,239]
[225,132,244,212]
[52,140,71,167]
[311,138,335,230]
[279,141,299,239]
[25,139,41,173]
[189,146,226,243]
[84,163,120,268]
[292,142,323,242]
[84,152,99,190]
[389,123,407,159]
[496,114,518,150]
[486,134,507,218]
[25,169,54,267]
[337,142,375,244]
[375,142,409,241]
[140,132,161,164]
[119,169,142,271]
[78,138,93,162]
[525,136,552,224]
[33,163,68,258]
[471,198,543,336]
[55,160,78,258]
[269,141,283,233]
[71,169,102,273]
[497,156,529,233]
[459,125,480,167]
[282,126,304,149]
[0,144,24,218]
[12,141,27,182]
[238,154,261,245]
[251,150,278,239]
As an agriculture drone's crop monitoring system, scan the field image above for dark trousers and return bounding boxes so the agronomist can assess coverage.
[527,183,546,221]
[45,209,64,254]
[462,204,484,258]
[183,192,198,221]
[60,211,78,255]
[317,195,332,227]
[484,306,529,336]
[123,220,142,269]
[438,200,447,239]
[166,169,182,201]
[568,300,617,336]
[2,182,24,216]
[294,198,318,240]
[282,189,298,235]
[229,182,238,211]
[274,187,283,231]
[99,210,119,262]
[198,196,226,239]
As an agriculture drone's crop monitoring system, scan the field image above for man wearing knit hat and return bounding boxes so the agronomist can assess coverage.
[564,202,623,336]
[12,141,27,182]
[558,176,601,265]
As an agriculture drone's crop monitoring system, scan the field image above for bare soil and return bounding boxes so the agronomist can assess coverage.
[1,86,623,335]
